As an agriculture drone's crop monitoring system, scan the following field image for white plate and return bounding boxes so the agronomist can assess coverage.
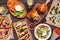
[34,23,51,40]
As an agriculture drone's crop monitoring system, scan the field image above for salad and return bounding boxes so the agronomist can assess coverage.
[34,24,51,40]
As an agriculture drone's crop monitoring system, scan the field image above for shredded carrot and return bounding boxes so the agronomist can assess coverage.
[8,0,24,13]
[54,28,60,35]
[8,0,17,12]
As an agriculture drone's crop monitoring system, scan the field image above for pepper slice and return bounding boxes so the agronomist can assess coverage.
[0,31,2,35]
[54,28,60,35]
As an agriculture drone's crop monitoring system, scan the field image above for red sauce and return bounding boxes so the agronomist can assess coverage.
[29,23,35,30]
[0,31,2,35]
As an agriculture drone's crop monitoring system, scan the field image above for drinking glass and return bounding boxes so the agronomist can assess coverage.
[27,0,34,8]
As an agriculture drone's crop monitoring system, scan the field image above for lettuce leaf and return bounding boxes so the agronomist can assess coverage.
[15,8,24,16]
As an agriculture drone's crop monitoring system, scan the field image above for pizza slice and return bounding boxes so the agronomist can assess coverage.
[0,16,12,40]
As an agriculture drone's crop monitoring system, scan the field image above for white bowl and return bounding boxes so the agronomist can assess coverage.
[0,6,8,15]
[34,23,51,40]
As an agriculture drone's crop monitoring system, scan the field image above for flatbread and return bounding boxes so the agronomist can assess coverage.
[13,19,33,40]
[47,2,60,27]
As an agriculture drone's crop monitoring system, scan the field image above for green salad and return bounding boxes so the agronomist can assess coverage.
[36,25,50,38]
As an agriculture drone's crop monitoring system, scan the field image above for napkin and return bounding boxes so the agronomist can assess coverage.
[50,28,60,40]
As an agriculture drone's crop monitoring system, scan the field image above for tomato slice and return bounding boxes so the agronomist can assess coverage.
[0,31,2,35]
[5,27,11,29]
[5,29,9,31]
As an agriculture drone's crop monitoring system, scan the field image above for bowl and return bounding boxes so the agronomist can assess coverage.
[29,23,35,30]
[0,6,8,15]
[34,23,51,40]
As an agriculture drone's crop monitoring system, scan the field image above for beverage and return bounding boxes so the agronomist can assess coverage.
[27,0,33,6]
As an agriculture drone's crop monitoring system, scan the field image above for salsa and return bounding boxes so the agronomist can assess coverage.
[29,23,35,30]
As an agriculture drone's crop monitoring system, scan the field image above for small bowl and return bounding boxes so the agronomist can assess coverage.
[29,23,35,30]
[0,6,8,15]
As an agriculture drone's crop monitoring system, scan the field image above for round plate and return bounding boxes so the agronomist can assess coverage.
[34,23,52,40]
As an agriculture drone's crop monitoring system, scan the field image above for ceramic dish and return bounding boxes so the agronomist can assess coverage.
[34,23,51,40]
[29,23,35,30]
[0,6,8,15]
